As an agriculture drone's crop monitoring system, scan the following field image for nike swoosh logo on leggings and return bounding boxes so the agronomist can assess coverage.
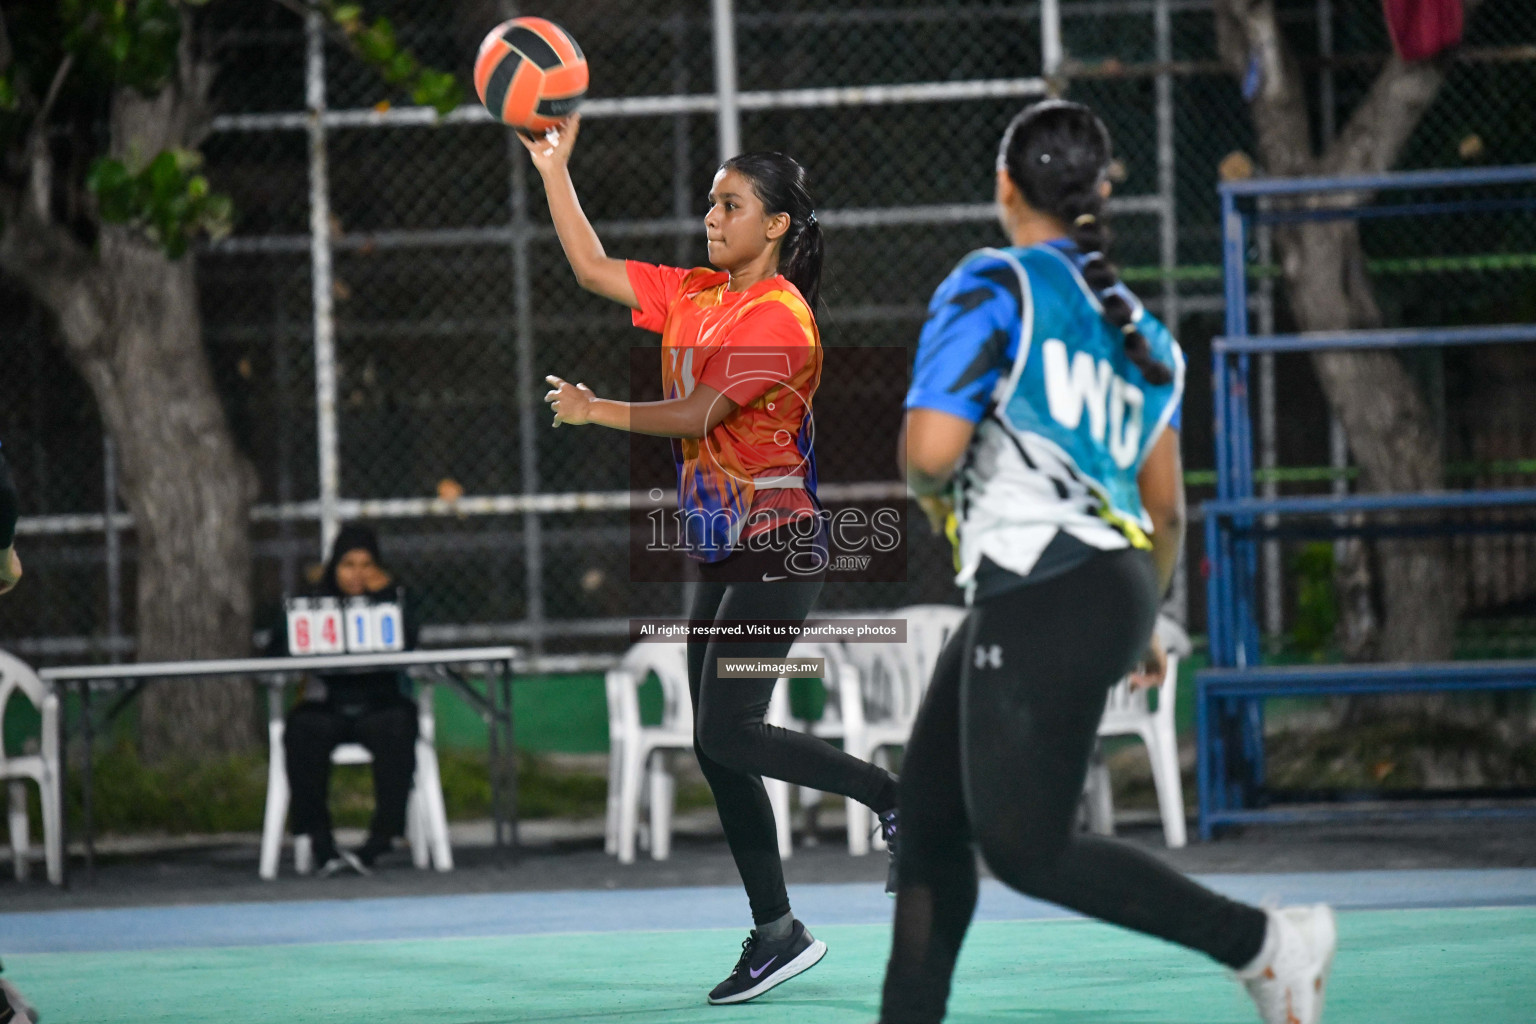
[749,955,779,979]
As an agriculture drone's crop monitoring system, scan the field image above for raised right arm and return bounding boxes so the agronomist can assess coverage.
[518,114,639,309]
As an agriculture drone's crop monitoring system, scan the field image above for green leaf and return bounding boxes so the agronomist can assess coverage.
[327,6,465,120]
[332,4,364,32]
[85,157,128,194]
[357,18,398,64]
[62,0,182,93]
[172,147,204,174]
[85,148,235,260]
[201,195,235,242]
[146,150,181,198]
[412,71,464,116]
[386,51,418,84]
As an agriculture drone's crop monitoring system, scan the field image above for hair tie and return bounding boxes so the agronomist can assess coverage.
[806,211,818,228]
[1074,214,1097,227]
[1081,250,1105,263]
[1121,322,1139,336]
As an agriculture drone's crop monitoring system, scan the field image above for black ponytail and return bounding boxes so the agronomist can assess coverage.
[721,151,824,310]
[999,101,1172,385]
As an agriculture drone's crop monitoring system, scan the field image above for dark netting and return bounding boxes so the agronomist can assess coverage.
[6,0,1534,656]
[732,3,1043,89]
[201,251,320,507]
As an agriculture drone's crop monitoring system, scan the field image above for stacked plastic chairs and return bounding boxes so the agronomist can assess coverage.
[605,604,968,861]
[604,643,795,863]
[795,606,966,854]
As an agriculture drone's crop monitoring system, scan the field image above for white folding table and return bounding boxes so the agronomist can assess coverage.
[39,648,523,885]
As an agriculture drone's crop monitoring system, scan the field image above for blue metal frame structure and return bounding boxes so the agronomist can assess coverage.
[1200,165,1536,839]
[1198,661,1536,831]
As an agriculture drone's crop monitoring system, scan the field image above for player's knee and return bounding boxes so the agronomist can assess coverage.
[694,729,747,771]
[693,716,757,772]
[974,823,1066,894]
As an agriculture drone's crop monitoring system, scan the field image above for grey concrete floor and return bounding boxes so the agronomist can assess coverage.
[4,811,1534,914]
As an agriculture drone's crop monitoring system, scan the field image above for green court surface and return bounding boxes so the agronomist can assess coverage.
[13,907,1534,1023]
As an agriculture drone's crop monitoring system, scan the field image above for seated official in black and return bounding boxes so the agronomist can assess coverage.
[268,523,420,875]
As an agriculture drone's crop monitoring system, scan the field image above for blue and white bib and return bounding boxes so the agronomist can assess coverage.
[905,240,1185,597]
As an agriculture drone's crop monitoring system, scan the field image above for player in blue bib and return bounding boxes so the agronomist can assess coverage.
[879,101,1337,1024]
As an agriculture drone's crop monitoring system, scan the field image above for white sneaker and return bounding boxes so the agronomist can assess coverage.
[317,849,371,878]
[1237,904,1337,1024]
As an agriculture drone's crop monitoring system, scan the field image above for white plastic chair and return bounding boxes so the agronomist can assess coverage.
[780,607,965,856]
[0,650,62,885]
[839,604,966,853]
[1084,616,1191,848]
[776,637,869,854]
[605,643,792,863]
[259,681,452,878]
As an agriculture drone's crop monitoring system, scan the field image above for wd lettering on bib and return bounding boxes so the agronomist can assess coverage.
[1041,339,1145,470]
[903,240,1186,589]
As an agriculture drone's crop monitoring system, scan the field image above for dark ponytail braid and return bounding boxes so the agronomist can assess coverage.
[999,101,1172,385]
[721,151,824,310]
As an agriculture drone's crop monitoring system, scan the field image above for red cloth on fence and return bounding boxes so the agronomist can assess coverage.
[1382,0,1464,62]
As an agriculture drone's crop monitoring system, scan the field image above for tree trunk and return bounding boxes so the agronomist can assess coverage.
[0,16,258,759]
[0,216,259,757]
[1,221,259,758]
[1215,0,1461,670]
[1280,220,1456,665]
[98,235,259,756]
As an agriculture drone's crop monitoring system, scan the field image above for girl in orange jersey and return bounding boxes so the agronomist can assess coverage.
[520,116,898,1006]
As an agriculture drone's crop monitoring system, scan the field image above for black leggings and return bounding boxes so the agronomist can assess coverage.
[285,699,418,849]
[879,549,1267,1023]
[687,568,898,926]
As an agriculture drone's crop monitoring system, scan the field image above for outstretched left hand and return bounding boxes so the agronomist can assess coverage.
[544,375,597,427]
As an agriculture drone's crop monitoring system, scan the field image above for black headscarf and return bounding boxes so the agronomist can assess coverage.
[320,523,383,597]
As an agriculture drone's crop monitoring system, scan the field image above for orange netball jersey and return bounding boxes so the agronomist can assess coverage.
[626,261,822,562]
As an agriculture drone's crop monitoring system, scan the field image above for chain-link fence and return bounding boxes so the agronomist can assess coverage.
[3,0,1534,662]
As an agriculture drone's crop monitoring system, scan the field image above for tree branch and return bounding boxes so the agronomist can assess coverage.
[1322,58,1445,176]
[0,212,106,358]
[110,9,213,164]
[27,53,74,218]
[266,0,386,54]
[1213,0,1315,176]
[1321,0,1486,176]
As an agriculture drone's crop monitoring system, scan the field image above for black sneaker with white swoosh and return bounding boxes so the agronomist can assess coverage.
[706,920,827,1005]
